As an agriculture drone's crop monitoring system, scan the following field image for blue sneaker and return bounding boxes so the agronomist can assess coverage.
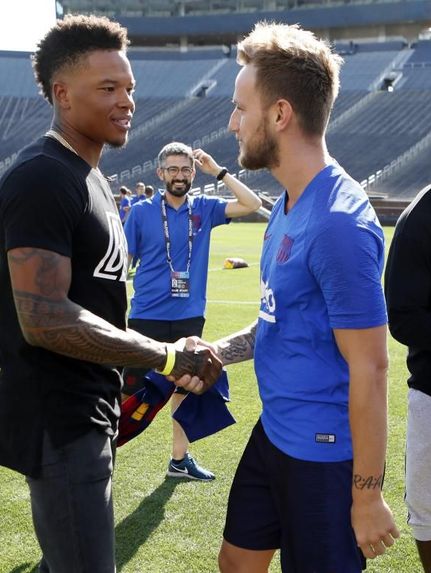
[166,453,215,481]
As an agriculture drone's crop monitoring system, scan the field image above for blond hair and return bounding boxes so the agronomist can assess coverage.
[237,22,343,136]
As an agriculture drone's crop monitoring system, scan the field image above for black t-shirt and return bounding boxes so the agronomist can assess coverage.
[0,136,128,476]
[385,185,431,396]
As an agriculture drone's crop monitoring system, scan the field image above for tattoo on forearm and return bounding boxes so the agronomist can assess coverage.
[353,473,383,491]
[13,290,165,368]
[218,322,257,364]
[15,291,71,327]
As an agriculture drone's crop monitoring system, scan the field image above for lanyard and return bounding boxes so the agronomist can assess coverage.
[161,194,193,273]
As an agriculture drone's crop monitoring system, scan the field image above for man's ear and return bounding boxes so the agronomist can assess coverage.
[156,167,165,182]
[52,81,71,110]
[272,99,293,132]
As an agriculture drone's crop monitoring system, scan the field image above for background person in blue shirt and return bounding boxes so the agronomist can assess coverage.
[131,180,146,205]
[182,21,400,573]
[119,185,131,224]
[123,141,261,480]
[144,184,154,199]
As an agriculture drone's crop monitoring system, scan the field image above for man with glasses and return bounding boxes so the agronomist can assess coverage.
[123,141,261,480]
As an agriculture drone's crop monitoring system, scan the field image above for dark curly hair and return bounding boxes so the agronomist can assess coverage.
[32,14,129,105]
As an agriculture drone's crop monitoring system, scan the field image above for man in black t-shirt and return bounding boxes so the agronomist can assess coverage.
[0,15,220,573]
[385,184,431,573]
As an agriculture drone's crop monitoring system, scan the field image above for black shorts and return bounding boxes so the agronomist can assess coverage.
[123,317,205,396]
[224,419,365,573]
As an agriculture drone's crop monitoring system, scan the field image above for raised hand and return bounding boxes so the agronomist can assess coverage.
[192,148,221,177]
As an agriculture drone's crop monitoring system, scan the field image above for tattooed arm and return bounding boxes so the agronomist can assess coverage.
[8,247,221,386]
[334,326,399,559]
[178,321,258,367]
[169,321,257,392]
[213,320,258,365]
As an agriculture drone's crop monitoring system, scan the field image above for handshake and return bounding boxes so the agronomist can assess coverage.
[162,337,222,395]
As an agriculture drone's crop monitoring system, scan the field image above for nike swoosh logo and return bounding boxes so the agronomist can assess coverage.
[172,466,189,474]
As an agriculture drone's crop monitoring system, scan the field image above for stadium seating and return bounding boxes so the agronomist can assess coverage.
[370,137,431,198]
[0,38,429,200]
[327,90,431,180]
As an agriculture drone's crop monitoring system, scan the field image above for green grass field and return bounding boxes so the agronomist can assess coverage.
[0,223,423,573]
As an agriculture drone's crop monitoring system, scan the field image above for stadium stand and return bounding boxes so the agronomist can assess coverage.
[0,52,51,172]
[376,138,431,199]
[100,40,430,205]
[1,2,431,218]
[58,0,431,48]
[327,91,431,181]
[59,0,430,18]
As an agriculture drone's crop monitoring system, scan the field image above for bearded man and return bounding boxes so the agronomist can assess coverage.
[123,141,261,480]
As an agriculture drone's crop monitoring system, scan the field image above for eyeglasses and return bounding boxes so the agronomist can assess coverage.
[162,166,194,177]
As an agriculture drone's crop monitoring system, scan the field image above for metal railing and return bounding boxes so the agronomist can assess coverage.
[362,130,431,191]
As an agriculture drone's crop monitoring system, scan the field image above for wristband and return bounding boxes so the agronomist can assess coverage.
[216,167,229,181]
[157,343,176,376]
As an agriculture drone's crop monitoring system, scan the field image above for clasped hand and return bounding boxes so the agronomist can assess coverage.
[167,337,222,395]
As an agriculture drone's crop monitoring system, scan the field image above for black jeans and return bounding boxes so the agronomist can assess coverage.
[27,429,116,573]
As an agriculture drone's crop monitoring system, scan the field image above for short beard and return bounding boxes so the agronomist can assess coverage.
[106,139,127,150]
[238,122,279,171]
[165,180,192,197]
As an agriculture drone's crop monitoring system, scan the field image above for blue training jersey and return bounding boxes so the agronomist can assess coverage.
[124,192,229,320]
[255,162,387,462]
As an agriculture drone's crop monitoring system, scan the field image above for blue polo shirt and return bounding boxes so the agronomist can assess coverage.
[124,192,229,320]
[119,195,131,223]
[255,162,387,462]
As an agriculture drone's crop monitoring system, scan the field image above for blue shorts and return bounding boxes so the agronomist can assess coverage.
[224,419,365,573]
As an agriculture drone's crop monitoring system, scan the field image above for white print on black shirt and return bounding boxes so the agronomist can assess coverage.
[93,211,128,282]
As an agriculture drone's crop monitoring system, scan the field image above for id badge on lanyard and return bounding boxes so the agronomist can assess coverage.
[161,194,193,298]
[171,270,190,297]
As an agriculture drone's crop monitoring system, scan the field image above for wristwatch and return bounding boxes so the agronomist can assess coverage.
[216,167,229,181]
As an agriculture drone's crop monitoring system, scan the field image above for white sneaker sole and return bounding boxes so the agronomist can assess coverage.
[166,469,214,480]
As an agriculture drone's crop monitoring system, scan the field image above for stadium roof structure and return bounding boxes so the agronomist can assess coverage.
[61,0,431,45]
[59,0,349,17]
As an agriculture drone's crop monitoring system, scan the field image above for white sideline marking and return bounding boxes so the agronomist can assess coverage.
[128,262,260,282]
